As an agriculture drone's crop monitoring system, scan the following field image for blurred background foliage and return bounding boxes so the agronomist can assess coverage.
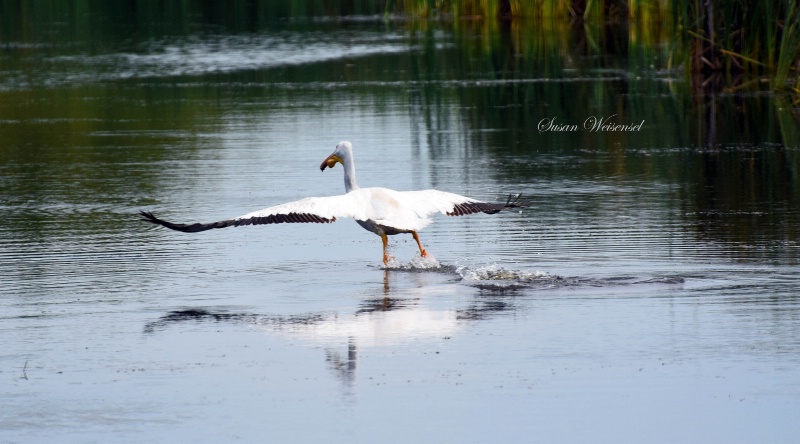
[2,0,797,94]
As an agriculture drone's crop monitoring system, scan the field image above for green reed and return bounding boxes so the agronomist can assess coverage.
[670,0,799,92]
[388,0,798,93]
[2,0,797,94]
[776,1,800,95]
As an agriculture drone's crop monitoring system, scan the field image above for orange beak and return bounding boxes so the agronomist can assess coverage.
[320,154,342,171]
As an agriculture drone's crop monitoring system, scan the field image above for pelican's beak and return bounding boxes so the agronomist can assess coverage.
[320,154,342,171]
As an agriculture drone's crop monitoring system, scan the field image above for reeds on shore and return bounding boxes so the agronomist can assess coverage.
[2,0,797,96]
[389,0,799,94]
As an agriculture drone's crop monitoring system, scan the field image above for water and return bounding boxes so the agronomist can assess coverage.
[2,10,799,443]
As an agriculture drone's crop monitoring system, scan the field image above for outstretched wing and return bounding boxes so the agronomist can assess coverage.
[393,190,521,217]
[360,189,522,231]
[140,190,522,234]
[140,194,364,233]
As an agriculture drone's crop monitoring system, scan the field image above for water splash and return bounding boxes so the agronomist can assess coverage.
[456,263,555,290]
[456,263,549,282]
[383,253,442,270]
[453,262,684,291]
[377,256,685,292]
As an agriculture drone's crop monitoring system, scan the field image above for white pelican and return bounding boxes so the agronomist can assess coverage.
[140,141,521,265]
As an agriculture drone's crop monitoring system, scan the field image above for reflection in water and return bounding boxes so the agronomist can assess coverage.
[142,301,420,389]
[356,295,419,315]
[457,300,515,321]
[142,308,329,334]
[141,267,686,390]
[143,308,361,389]
[144,308,359,389]
[325,338,357,389]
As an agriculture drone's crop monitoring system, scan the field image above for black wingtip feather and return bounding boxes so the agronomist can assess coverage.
[139,210,233,233]
[139,210,336,233]
[446,193,524,217]
[505,193,523,208]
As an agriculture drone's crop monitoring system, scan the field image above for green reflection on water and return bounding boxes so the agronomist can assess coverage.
[0,6,797,259]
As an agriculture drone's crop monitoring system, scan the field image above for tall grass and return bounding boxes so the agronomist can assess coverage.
[775,1,800,96]
[2,0,796,94]
[670,0,799,92]
[388,0,798,94]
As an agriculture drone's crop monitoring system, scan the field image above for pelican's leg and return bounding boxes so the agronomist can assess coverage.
[381,232,392,265]
[411,231,429,258]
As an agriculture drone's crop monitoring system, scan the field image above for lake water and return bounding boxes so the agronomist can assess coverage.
[1,10,799,443]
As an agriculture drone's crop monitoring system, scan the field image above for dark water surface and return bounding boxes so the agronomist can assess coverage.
[2,10,799,443]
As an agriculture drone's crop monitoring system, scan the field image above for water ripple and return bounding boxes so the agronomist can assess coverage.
[2,32,413,90]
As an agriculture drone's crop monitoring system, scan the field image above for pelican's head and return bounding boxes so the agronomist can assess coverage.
[320,141,353,171]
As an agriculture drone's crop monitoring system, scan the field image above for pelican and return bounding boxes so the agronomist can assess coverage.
[140,141,521,265]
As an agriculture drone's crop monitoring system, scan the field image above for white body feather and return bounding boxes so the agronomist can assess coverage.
[236,187,480,232]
